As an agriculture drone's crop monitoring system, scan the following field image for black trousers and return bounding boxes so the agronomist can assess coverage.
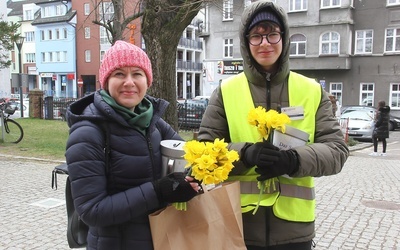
[247,240,314,250]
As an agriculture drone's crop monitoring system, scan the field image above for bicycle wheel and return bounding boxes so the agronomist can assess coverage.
[3,118,24,143]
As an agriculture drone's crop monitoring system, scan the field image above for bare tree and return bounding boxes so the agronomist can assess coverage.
[84,0,203,130]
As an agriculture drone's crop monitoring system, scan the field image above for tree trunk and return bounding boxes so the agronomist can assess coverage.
[141,0,202,131]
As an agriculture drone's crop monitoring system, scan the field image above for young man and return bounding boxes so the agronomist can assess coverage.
[198,1,349,249]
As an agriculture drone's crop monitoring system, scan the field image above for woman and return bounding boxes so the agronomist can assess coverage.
[370,100,391,156]
[65,40,200,249]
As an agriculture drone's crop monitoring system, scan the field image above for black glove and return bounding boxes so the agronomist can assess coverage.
[153,172,198,203]
[255,147,299,181]
[242,141,281,168]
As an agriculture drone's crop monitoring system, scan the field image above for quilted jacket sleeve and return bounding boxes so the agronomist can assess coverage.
[65,120,160,227]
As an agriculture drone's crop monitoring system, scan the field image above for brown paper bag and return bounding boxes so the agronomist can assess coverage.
[149,181,246,250]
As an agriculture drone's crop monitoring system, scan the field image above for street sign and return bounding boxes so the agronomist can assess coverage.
[77,79,84,87]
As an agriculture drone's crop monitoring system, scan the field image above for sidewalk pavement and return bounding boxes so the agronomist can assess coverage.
[1,141,399,250]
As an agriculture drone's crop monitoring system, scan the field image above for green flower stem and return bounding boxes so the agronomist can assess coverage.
[172,202,187,211]
[252,178,277,215]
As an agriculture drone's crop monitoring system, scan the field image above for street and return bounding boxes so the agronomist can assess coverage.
[0,132,399,249]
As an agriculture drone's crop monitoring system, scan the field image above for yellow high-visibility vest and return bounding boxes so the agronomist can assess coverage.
[222,71,320,222]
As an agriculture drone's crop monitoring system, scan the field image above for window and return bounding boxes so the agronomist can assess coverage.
[223,39,233,58]
[100,27,109,44]
[289,0,307,12]
[223,0,233,20]
[84,3,90,15]
[24,31,35,42]
[64,28,68,39]
[99,2,114,22]
[100,50,106,61]
[84,27,90,39]
[320,32,339,55]
[321,0,340,8]
[385,28,400,52]
[49,52,53,62]
[56,51,61,62]
[56,29,60,39]
[390,83,400,108]
[41,52,46,62]
[290,34,306,56]
[355,30,373,54]
[63,51,67,62]
[387,0,400,6]
[24,10,33,20]
[330,82,342,105]
[85,50,91,62]
[25,53,36,63]
[41,30,45,40]
[48,30,52,40]
[56,5,66,16]
[360,83,374,106]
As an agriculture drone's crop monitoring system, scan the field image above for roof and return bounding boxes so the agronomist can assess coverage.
[7,0,43,17]
[31,8,76,25]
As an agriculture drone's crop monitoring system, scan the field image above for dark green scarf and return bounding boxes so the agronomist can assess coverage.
[100,90,153,135]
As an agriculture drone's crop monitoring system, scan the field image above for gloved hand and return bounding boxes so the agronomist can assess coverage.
[152,172,198,203]
[242,141,281,168]
[255,147,300,181]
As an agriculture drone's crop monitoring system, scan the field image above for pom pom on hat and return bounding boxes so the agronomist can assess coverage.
[99,40,153,89]
[248,10,283,32]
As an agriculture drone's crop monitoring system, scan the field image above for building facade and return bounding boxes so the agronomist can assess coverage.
[201,0,400,116]
[6,0,204,100]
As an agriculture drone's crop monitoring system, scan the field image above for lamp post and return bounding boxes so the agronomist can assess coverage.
[15,36,25,118]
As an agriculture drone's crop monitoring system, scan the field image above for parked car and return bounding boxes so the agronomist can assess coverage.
[339,110,375,141]
[177,99,207,129]
[8,98,27,111]
[341,105,400,131]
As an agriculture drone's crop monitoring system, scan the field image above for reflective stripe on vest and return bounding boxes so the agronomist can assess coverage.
[222,71,321,222]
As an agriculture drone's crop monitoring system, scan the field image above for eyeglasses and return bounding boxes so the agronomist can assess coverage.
[246,32,283,46]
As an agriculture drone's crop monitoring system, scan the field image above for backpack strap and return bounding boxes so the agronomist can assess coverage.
[51,121,111,189]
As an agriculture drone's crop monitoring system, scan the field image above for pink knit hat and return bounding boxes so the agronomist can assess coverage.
[99,40,153,88]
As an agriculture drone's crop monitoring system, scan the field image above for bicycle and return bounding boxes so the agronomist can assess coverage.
[0,98,24,143]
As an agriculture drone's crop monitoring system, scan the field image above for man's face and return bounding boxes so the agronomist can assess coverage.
[248,22,283,73]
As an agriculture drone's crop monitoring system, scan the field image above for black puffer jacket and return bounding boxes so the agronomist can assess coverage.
[65,91,181,250]
[374,106,390,138]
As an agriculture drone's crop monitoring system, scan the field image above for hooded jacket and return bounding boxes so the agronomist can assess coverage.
[374,105,390,138]
[65,91,181,250]
[198,1,349,246]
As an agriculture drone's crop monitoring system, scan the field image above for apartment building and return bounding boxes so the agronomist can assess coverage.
[201,0,400,116]
[177,19,204,99]
[6,0,205,100]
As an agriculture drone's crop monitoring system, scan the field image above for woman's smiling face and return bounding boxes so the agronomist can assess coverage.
[106,66,148,110]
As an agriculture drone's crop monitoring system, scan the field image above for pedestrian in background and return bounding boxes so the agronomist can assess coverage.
[65,40,200,249]
[198,1,349,249]
[370,100,391,156]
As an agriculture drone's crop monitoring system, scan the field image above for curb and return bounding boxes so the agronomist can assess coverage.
[0,154,65,164]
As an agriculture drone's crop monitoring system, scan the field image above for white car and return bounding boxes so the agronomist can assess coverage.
[339,110,374,141]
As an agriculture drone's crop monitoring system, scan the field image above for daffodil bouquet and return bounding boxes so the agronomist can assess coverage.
[173,138,239,211]
[248,106,291,142]
[247,106,291,214]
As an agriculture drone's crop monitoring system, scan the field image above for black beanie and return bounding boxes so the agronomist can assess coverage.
[248,10,282,31]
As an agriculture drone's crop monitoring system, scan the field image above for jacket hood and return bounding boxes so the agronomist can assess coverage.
[240,1,290,86]
[379,105,390,113]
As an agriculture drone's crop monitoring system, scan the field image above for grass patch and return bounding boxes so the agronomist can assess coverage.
[0,118,198,161]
